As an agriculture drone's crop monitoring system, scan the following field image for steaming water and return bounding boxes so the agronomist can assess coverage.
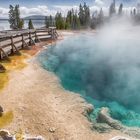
[38,31,140,127]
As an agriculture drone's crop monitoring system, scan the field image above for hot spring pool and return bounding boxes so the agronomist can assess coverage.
[38,33,140,127]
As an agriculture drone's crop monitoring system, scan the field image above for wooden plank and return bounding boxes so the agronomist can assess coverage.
[29,32,35,46]
[21,34,28,48]
[0,49,2,59]
[34,31,40,43]
[0,28,57,59]
[36,30,49,33]
[0,48,9,59]
[10,36,19,54]
[37,34,50,37]
[1,43,12,48]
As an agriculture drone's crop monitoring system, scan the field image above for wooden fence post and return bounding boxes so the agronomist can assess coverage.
[21,34,24,48]
[29,31,35,46]
[10,36,19,54]
[29,32,31,46]
[21,34,28,48]
[35,30,40,43]
[0,48,9,59]
[0,41,1,59]
[11,36,14,54]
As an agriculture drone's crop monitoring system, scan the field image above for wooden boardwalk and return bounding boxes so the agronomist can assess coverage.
[0,27,58,59]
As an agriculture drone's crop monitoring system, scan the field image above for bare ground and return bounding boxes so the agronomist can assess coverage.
[0,59,134,140]
[0,31,135,140]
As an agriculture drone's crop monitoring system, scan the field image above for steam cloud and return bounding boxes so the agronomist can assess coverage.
[38,17,140,126]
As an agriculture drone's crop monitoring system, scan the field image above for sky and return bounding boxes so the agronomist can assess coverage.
[0,0,139,18]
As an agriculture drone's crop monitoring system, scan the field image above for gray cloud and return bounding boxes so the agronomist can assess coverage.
[0,4,135,18]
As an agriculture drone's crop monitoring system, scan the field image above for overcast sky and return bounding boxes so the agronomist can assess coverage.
[0,0,139,18]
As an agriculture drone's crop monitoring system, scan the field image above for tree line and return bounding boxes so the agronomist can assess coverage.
[8,3,90,30]
[8,4,55,30]
[8,1,140,30]
[55,1,140,29]
[55,3,90,30]
[55,1,125,30]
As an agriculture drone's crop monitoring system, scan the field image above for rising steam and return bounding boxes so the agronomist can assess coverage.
[38,17,140,126]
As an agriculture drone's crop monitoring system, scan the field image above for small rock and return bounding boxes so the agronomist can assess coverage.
[0,129,15,140]
[0,64,6,73]
[123,127,140,139]
[49,127,56,133]
[86,104,94,114]
[97,107,123,130]
[110,136,130,140]
[82,104,94,116]
[25,136,44,140]
[93,122,112,133]
[0,106,4,117]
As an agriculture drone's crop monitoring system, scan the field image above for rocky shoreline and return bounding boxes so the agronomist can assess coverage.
[92,107,140,139]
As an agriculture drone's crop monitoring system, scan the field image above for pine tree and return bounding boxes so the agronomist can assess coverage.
[49,15,53,27]
[28,19,34,29]
[65,10,71,29]
[83,2,90,27]
[109,0,116,17]
[73,12,80,29]
[130,10,133,16]
[79,4,84,26]
[45,16,49,28]
[19,19,24,29]
[65,9,80,30]
[118,3,123,16]
[9,5,24,29]
[71,8,74,29]
[98,8,104,25]
[133,8,136,16]
[55,12,65,29]
[9,5,16,29]
[78,3,90,28]
[15,5,20,28]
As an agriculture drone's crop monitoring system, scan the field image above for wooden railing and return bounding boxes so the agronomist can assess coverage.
[0,27,58,59]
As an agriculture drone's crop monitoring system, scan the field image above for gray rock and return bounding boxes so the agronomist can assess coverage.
[110,136,130,140]
[0,130,15,140]
[0,106,3,117]
[123,127,140,139]
[0,64,6,73]
[84,104,94,114]
[92,122,112,133]
[49,127,56,133]
[82,104,94,117]
[97,107,123,130]
[25,136,43,140]
[94,108,140,139]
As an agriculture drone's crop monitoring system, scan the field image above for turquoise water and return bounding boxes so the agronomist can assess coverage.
[38,33,140,127]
